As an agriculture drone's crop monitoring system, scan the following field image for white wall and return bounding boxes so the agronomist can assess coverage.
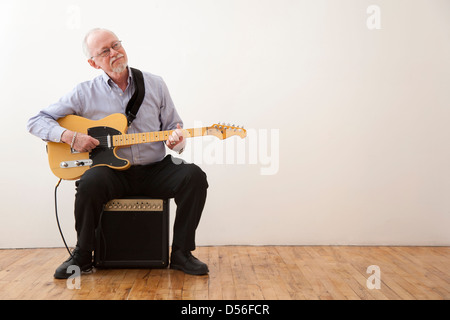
[1,0,449,248]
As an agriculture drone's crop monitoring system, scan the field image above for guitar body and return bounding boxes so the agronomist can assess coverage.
[47,113,130,180]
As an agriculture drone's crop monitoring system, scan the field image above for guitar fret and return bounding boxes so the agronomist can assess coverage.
[114,135,121,146]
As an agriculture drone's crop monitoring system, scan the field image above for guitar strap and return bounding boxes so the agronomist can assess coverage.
[126,67,145,126]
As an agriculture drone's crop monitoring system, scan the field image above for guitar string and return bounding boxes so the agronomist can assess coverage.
[91,133,169,148]
[91,129,198,147]
[90,127,233,147]
[91,127,231,142]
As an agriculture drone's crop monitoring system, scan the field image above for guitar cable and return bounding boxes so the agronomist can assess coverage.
[54,178,107,264]
[54,178,74,259]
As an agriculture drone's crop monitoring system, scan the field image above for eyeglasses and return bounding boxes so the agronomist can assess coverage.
[91,41,123,59]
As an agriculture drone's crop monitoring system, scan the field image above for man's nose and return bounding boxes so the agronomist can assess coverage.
[109,47,120,57]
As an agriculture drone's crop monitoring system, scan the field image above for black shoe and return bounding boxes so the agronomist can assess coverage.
[170,250,209,275]
[54,247,93,279]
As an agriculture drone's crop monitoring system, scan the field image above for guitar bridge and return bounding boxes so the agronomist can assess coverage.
[60,159,93,168]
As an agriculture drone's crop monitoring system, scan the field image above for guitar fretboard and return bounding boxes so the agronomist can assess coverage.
[113,128,207,147]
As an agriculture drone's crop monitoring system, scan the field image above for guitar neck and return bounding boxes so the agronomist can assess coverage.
[112,128,208,147]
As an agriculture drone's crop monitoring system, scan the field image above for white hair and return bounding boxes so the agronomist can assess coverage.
[82,28,119,59]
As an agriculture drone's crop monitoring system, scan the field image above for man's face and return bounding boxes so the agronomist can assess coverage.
[87,30,128,75]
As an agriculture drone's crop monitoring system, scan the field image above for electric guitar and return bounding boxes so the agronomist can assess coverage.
[47,113,247,180]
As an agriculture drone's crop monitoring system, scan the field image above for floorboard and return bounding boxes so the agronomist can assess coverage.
[0,246,448,300]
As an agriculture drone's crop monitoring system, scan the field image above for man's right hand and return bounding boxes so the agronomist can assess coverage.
[61,130,100,153]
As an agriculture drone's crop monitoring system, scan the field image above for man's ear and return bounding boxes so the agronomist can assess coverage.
[88,59,101,69]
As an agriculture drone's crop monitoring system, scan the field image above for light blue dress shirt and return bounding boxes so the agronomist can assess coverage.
[27,67,183,166]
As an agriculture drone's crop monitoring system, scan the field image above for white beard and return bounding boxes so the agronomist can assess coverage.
[110,54,127,73]
[112,63,127,73]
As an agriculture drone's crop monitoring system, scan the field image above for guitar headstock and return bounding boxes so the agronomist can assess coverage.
[206,123,247,140]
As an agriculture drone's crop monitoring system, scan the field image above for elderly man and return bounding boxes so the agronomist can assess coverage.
[27,28,209,278]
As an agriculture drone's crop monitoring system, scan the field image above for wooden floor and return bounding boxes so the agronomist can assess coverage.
[0,246,448,300]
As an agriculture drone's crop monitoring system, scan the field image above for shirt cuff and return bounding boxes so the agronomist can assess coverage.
[49,126,67,143]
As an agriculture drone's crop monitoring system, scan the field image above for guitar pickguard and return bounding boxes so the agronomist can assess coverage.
[88,126,129,168]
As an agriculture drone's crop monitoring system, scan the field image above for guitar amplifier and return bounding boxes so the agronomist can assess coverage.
[94,197,169,269]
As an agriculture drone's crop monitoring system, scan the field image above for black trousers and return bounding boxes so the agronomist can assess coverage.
[74,155,208,254]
